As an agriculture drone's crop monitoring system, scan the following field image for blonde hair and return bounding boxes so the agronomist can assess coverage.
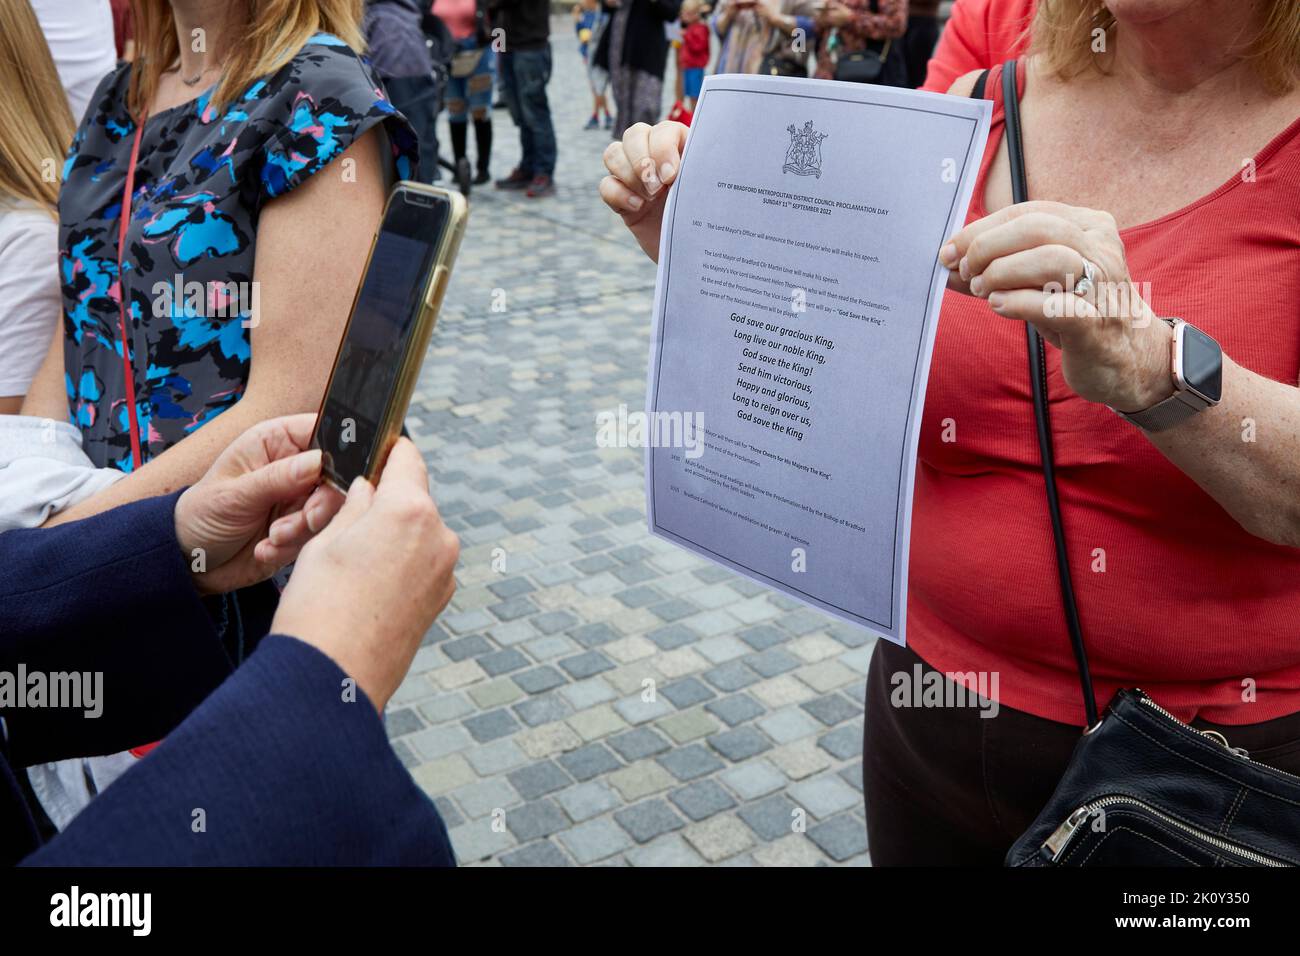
[0,0,76,216]
[1032,0,1300,94]
[127,0,367,118]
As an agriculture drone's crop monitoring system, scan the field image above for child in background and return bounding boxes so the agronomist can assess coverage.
[574,0,612,129]
[680,0,710,111]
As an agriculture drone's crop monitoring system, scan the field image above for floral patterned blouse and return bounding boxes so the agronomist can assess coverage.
[58,33,418,470]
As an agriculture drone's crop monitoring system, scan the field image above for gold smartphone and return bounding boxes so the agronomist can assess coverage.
[311,181,468,491]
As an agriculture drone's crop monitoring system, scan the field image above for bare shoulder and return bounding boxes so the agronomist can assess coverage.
[946,69,987,99]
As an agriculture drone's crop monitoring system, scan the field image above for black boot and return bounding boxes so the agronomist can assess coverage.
[473,118,493,184]
[448,121,468,165]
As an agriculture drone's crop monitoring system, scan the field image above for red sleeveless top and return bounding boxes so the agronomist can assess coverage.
[908,62,1300,726]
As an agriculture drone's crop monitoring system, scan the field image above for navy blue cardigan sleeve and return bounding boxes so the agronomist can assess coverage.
[24,635,456,866]
[0,492,233,766]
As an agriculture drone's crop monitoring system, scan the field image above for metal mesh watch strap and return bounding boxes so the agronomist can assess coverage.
[1114,390,1209,432]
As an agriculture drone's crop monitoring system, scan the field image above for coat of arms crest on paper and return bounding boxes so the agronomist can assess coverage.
[783,120,828,178]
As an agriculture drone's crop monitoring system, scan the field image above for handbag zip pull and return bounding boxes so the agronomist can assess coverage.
[1042,805,1092,862]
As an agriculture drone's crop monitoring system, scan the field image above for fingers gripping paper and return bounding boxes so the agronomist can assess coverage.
[644,75,991,643]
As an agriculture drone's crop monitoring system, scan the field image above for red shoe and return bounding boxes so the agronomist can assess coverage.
[525,174,555,198]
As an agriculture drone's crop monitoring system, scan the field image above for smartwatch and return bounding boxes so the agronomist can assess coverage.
[1113,318,1222,432]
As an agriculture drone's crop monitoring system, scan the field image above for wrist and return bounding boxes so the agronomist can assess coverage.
[1115,316,1176,414]
[173,487,208,592]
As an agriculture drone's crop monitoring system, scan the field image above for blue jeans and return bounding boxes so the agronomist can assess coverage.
[498,44,556,176]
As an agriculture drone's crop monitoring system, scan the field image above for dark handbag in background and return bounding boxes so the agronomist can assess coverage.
[973,61,1300,867]
[833,39,891,83]
[759,52,806,77]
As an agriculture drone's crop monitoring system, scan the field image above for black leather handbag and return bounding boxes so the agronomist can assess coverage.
[758,52,806,78]
[973,61,1300,867]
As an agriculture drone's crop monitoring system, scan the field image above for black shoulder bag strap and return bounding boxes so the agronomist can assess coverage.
[989,60,1100,728]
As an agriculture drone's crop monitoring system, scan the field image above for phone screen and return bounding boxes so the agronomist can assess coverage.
[317,190,448,484]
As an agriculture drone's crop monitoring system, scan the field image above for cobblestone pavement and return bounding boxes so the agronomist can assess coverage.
[389,21,874,866]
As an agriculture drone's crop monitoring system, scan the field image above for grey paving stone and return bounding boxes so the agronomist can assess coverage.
[613,694,674,725]
[839,762,865,794]
[451,818,516,863]
[807,813,870,862]
[616,585,661,608]
[455,778,521,819]
[512,665,567,695]
[443,609,494,635]
[801,693,864,726]
[745,648,802,678]
[555,780,621,822]
[646,623,699,651]
[702,660,759,692]
[573,553,619,574]
[534,610,579,635]
[738,793,801,842]
[818,723,863,760]
[613,562,658,585]
[657,743,725,782]
[558,650,615,680]
[558,676,618,711]
[505,798,569,842]
[488,577,537,600]
[706,693,766,727]
[500,840,572,867]
[738,625,789,651]
[649,598,697,622]
[442,634,494,662]
[721,759,787,801]
[661,677,716,709]
[611,544,652,564]
[409,724,472,760]
[463,707,521,743]
[488,596,540,622]
[561,817,635,864]
[466,738,528,777]
[626,833,706,867]
[478,647,531,677]
[568,621,621,648]
[708,726,773,762]
[789,774,862,821]
[513,693,573,727]
[557,743,622,782]
[669,779,738,821]
[607,726,672,762]
[615,799,686,844]
[384,707,423,738]
[506,760,572,801]
[523,634,576,661]
[758,707,822,745]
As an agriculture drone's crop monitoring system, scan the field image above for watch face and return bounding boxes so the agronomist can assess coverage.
[1180,323,1223,403]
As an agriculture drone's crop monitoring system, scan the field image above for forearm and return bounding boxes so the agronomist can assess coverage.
[1145,355,1300,547]
[19,324,69,421]
[2,492,232,764]
[25,636,454,866]
[43,396,272,526]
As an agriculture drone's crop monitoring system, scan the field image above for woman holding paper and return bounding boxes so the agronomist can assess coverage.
[602,0,1300,865]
